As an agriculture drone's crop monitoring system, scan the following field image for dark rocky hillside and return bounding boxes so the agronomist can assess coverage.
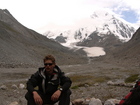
[101,27,140,67]
[77,31,123,53]
[0,9,88,68]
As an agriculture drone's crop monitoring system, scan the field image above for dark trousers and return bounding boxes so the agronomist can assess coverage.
[25,89,71,105]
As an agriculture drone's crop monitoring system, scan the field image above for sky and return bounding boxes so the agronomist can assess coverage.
[0,0,140,32]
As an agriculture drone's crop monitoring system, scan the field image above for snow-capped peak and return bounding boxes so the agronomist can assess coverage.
[41,10,136,48]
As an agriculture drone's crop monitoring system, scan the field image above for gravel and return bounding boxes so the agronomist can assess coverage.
[0,61,139,105]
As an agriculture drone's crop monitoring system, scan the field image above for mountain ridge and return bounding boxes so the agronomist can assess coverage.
[0,9,139,68]
[99,27,140,67]
[42,10,137,49]
[0,9,88,68]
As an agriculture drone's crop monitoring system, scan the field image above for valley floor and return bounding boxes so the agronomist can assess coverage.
[0,60,139,105]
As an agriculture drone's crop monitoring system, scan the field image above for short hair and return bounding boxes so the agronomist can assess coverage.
[43,55,55,64]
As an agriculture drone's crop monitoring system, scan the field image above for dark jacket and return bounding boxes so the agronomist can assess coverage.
[120,79,140,105]
[26,65,72,95]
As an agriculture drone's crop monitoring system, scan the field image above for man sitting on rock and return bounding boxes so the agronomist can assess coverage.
[25,55,72,105]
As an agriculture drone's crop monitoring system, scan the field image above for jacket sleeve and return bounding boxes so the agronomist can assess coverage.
[59,72,72,92]
[26,71,41,93]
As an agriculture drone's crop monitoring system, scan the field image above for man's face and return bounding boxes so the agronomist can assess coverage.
[44,60,55,75]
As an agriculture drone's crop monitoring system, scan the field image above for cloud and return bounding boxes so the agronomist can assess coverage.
[107,0,140,23]
[71,0,140,24]
[0,0,140,30]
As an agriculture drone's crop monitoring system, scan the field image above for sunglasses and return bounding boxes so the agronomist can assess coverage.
[44,63,53,66]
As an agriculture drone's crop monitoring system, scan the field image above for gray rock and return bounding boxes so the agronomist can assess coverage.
[0,85,7,90]
[104,99,120,105]
[125,83,135,87]
[19,83,25,89]
[9,101,18,105]
[11,84,18,89]
[107,81,114,85]
[89,97,102,105]
[72,98,85,105]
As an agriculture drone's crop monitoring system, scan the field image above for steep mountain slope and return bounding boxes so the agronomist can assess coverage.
[103,27,140,67]
[43,10,136,50]
[0,9,88,67]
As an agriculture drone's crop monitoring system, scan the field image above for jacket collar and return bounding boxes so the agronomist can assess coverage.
[39,65,61,78]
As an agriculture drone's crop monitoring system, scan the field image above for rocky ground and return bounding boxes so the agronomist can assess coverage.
[0,60,140,105]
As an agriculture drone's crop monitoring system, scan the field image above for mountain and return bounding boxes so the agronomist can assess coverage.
[98,27,140,67]
[42,10,136,51]
[0,9,88,68]
[109,27,140,67]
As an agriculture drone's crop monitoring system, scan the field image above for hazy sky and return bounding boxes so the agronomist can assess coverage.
[0,0,140,31]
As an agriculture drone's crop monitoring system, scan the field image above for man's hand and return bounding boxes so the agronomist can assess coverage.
[33,91,43,105]
[51,90,61,101]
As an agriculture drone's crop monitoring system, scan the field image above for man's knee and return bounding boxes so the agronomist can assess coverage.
[25,92,32,100]
[25,92,36,105]
[66,89,72,95]
[59,89,71,105]
[60,89,71,99]
[63,89,71,96]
